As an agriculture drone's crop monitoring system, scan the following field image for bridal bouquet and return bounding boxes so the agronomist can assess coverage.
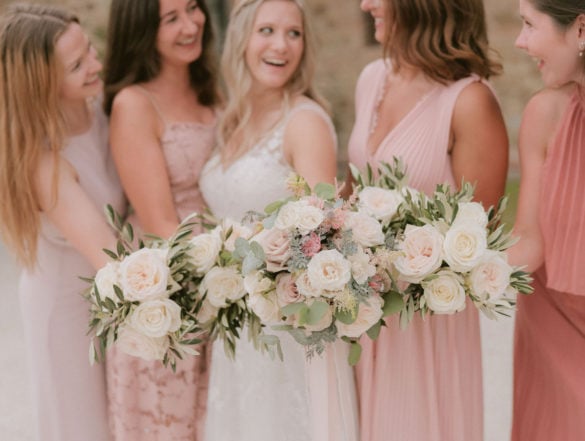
[87,207,204,370]
[236,175,389,364]
[350,159,534,329]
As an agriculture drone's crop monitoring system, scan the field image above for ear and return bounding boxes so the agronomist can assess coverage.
[577,14,585,39]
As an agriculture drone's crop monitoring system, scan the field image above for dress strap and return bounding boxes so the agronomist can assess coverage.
[134,85,167,126]
[283,101,338,150]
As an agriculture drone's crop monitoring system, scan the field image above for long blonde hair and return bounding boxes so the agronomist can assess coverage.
[0,3,78,267]
[218,0,328,164]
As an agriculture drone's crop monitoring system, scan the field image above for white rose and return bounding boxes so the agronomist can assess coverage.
[394,224,444,283]
[118,248,169,301]
[302,302,333,332]
[422,270,467,314]
[116,325,168,361]
[243,270,274,296]
[295,270,322,298]
[188,231,222,275]
[128,299,182,338]
[248,289,281,325]
[200,266,246,308]
[222,218,253,252]
[453,202,488,228]
[253,228,291,272]
[348,247,377,285]
[197,298,219,324]
[94,261,120,302]
[336,296,384,338]
[344,212,385,247]
[296,204,325,235]
[307,249,352,292]
[443,221,487,272]
[468,251,513,302]
[274,200,303,231]
[275,273,303,306]
[358,186,404,222]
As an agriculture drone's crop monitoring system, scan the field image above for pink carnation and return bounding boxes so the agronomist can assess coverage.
[301,232,322,257]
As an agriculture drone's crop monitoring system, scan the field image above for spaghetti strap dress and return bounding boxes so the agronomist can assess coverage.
[106,86,216,441]
[348,59,485,441]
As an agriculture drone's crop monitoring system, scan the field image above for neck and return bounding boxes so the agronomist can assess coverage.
[249,86,286,115]
[151,63,195,96]
[61,98,91,136]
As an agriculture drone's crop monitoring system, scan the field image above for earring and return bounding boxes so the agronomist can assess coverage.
[580,41,585,57]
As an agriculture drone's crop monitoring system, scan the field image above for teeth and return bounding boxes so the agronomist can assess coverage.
[178,38,195,45]
[264,58,286,66]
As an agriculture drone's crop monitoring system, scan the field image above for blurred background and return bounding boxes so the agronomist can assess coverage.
[0,1,543,440]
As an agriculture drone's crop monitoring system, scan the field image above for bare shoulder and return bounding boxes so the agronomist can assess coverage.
[454,81,502,119]
[287,96,331,126]
[110,85,160,130]
[522,85,573,130]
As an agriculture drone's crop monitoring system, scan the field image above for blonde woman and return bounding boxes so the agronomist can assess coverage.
[200,1,358,440]
[0,4,125,441]
[348,0,508,440]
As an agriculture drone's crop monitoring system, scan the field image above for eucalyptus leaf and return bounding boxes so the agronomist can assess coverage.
[348,341,362,366]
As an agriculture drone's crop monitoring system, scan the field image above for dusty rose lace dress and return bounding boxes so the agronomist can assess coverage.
[106,88,216,441]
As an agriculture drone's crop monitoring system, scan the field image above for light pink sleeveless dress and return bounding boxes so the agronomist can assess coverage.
[511,88,585,441]
[18,99,126,441]
[106,88,216,441]
[348,59,484,441]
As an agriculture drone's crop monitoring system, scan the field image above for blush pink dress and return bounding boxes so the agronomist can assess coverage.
[511,87,585,441]
[106,88,216,441]
[348,59,484,441]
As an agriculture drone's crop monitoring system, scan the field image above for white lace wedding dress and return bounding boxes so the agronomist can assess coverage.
[200,101,359,441]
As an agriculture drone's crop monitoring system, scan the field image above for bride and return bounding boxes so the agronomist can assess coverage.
[200,0,358,440]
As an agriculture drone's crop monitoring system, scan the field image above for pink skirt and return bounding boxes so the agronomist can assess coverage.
[512,268,585,441]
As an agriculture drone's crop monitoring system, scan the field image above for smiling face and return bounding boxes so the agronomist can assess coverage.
[244,0,304,94]
[156,0,206,68]
[516,0,583,87]
[55,22,102,103]
[360,0,387,44]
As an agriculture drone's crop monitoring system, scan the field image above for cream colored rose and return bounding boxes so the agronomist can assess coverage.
[307,249,352,292]
[222,218,253,252]
[469,251,513,301]
[443,221,487,272]
[453,202,488,228]
[243,271,274,296]
[116,325,169,361]
[253,228,291,272]
[119,248,169,301]
[344,212,385,247]
[248,289,281,325]
[358,186,404,222]
[348,247,377,285]
[274,200,304,231]
[200,266,246,308]
[275,273,303,306]
[128,299,182,338]
[197,298,219,324]
[295,270,322,298]
[188,230,222,275]
[94,261,120,302]
[336,295,384,338]
[394,224,443,283]
[296,203,325,235]
[422,270,467,314]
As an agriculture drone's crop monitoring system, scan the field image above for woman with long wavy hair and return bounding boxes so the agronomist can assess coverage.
[0,3,125,440]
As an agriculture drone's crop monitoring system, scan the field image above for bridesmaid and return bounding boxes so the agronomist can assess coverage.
[347,0,508,440]
[509,0,585,439]
[102,0,220,439]
[0,4,125,441]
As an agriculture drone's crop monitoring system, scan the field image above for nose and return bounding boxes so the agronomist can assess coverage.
[360,0,380,12]
[272,32,288,52]
[88,46,103,74]
[181,12,201,35]
[515,30,526,50]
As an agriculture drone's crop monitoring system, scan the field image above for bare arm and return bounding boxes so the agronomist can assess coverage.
[109,88,179,238]
[450,81,509,209]
[507,89,565,271]
[35,154,117,270]
[283,105,337,187]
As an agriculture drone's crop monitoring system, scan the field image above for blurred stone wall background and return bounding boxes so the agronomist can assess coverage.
[0,0,543,174]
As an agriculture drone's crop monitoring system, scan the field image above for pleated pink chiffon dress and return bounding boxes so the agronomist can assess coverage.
[18,99,126,441]
[106,88,216,441]
[511,87,585,441]
[348,59,484,441]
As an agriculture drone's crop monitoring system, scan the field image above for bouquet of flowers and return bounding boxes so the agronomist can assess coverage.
[236,175,391,365]
[350,159,534,329]
[87,207,204,371]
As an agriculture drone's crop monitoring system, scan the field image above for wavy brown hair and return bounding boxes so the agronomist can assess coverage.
[102,0,220,115]
[217,0,328,164]
[0,3,77,267]
[382,0,502,82]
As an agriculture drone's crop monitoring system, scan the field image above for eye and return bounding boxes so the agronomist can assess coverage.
[162,13,178,25]
[288,29,302,38]
[259,26,273,35]
[187,1,199,12]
